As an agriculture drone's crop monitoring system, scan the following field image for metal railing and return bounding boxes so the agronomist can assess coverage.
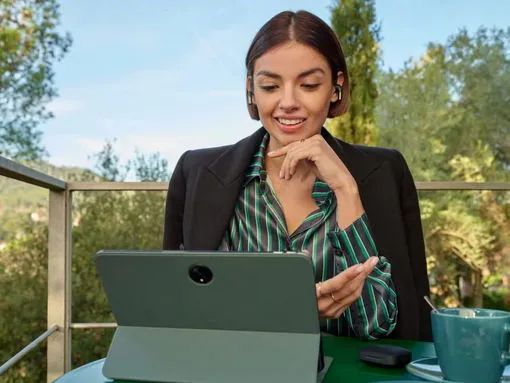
[0,154,509,382]
[0,325,59,376]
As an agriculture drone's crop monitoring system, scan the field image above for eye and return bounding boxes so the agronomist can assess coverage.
[302,83,320,90]
[259,85,278,92]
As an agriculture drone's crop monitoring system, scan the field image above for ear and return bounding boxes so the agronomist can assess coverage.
[246,75,260,120]
[336,71,345,87]
[246,76,255,104]
[331,71,345,103]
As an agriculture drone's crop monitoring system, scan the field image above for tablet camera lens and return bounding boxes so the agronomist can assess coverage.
[189,265,213,284]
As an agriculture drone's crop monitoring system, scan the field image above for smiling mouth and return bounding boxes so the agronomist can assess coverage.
[275,118,305,126]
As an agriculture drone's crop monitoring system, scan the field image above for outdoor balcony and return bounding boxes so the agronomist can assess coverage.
[1,155,509,382]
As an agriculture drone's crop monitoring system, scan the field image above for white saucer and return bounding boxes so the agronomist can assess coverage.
[406,357,510,382]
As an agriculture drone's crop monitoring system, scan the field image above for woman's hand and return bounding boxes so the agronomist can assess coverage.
[267,134,356,193]
[268,134,365,229]
[315,256,378,320]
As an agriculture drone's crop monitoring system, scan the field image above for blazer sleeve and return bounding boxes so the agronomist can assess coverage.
[163,151,189,250]
[397,150,432,341]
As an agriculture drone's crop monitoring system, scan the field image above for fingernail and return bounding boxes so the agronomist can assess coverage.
[355,265,364,273]
[267,151,274,156]
[370,257,378,267]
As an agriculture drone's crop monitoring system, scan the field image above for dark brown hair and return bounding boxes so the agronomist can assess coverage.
[245,10,350,120]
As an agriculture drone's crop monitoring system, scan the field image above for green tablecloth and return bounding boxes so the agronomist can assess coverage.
[55,336,436,382]
[322,336,435,382]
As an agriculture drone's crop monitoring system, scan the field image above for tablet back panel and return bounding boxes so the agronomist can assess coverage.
[95,250,323,383]
[95,250,319,334]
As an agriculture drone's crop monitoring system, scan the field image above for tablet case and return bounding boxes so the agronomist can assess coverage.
[95,250,328,383]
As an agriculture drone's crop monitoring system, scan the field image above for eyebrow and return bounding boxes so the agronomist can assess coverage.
[255,67,326,79]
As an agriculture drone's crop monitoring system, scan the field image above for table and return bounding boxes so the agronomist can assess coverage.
[55,336,436,382]
[322,336,435,382]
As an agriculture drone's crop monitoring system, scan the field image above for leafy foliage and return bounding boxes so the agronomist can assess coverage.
[0,219,48,382]
[0,0,72,160]
[0,143,170,380]
[72,143,170,367]
[0,163,92,241]
[376,27,510,308]
[327,0,380,145]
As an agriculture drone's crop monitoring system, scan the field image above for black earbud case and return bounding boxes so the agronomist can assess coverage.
[359,344,412,368]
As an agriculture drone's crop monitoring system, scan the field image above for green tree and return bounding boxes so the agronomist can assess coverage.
[0,142,170,381]
[0,0,72,160]
[72,142,170,367]
[327,0,380,145]
[376,27,510,309]
[443,27,510,169]
[375,46,456,181]
[0,218,48,383]
[377,28,510,180]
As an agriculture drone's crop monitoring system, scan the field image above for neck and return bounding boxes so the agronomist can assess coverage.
[264,135,284,173]
[264,153,284,175]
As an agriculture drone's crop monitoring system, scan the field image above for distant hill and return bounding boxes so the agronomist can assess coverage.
[0,162,95,242]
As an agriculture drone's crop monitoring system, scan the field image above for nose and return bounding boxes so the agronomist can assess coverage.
[278,85,299,111]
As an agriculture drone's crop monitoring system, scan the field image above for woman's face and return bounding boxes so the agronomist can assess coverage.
[250,41,341,150]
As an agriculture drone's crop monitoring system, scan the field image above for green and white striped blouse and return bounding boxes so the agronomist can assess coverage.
[219,133,397,339]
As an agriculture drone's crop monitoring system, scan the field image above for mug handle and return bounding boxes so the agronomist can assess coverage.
[502,323,510,365]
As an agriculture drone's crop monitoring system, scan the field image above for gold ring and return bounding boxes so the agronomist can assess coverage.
[331,292,339,303]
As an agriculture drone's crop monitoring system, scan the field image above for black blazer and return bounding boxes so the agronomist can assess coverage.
[163,127,432,341]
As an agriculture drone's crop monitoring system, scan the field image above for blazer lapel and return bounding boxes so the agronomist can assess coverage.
[185,128,266,250]
[186,127,390,250]
[322,128,396,241]
[321,128,381,187]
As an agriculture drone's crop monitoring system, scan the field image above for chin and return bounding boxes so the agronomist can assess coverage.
[263,119,321,146]
[271,132,307,148]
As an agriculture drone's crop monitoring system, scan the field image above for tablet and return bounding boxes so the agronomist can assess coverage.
[95,250,325,383]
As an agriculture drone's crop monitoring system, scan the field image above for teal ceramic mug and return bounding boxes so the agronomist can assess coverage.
[431,308,510,383]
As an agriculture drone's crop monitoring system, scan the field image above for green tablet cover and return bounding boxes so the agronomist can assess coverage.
[95,250,329,383]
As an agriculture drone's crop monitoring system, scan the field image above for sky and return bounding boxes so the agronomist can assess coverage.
[41,0,510,173]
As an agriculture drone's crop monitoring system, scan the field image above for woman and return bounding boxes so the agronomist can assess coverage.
[163,10,431,341]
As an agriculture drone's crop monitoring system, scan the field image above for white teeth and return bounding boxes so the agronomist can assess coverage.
[277,118,304,125]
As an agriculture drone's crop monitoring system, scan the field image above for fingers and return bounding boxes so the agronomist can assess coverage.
[333,305,348,319]
[267,136,323,180]
[325,257,378,300]
[324,300,350,319]
[320,295,351,319]
[280,146,314,180]
[319,285,362,320]
[267,146,289,158]
[363,256,379,275]
[267,136,320,158]
[317,272,365,317]
[315,281,323,298]
[317,257,378,298]
[278,142,309,180]
[317,256,379,320]
[320,263,365,295]
[328,269,366,302]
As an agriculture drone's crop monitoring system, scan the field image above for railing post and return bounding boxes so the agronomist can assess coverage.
[47,190,72,382]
